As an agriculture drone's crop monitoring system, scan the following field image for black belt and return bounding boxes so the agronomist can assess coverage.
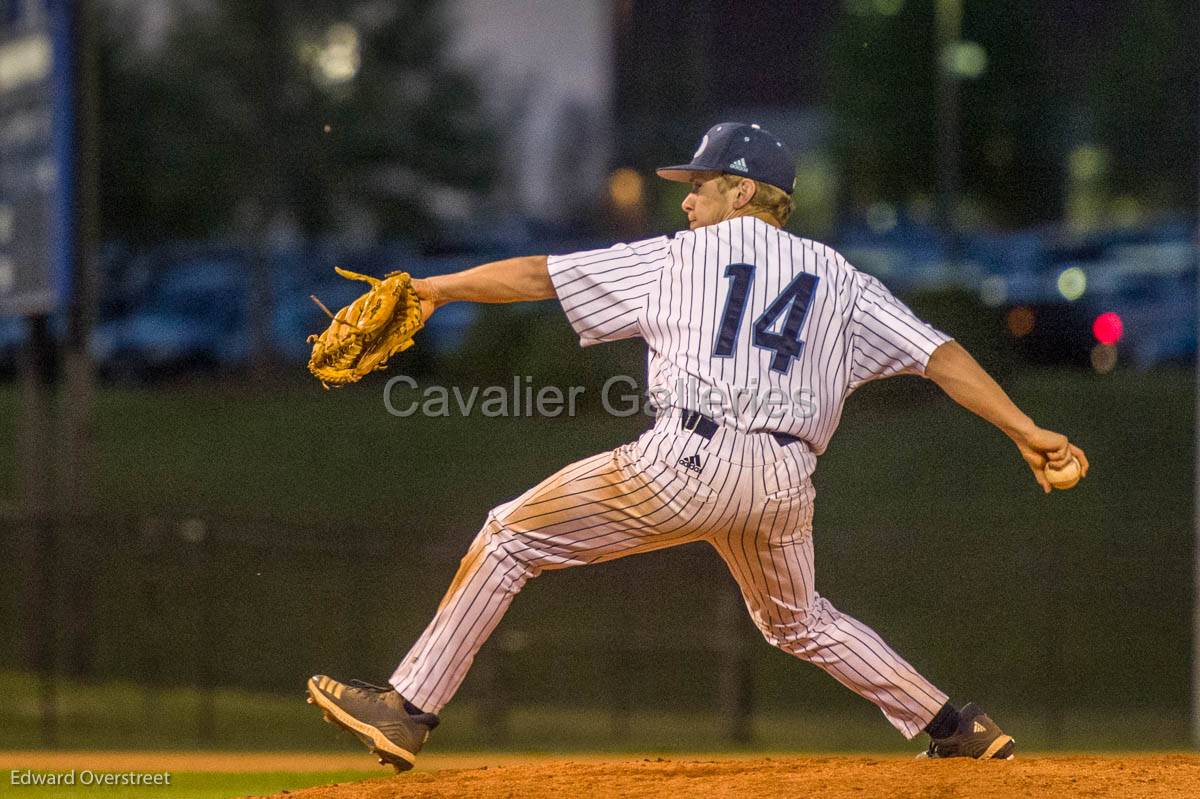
[678,409,804,448]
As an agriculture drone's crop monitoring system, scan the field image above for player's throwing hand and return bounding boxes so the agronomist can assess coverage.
[923,340,1089,494]
[1014,427,1089,493]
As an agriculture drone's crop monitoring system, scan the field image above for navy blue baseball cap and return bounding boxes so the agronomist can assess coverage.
[657,122,796,194]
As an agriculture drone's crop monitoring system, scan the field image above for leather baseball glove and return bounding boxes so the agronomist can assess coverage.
[306,267,424,389]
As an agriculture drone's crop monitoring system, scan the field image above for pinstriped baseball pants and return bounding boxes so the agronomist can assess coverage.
[390,419,948,738]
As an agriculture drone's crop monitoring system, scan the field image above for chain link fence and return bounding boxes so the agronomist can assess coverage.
[1,512,762,749]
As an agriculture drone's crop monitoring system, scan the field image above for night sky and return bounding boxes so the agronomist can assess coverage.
[706,0,842,107]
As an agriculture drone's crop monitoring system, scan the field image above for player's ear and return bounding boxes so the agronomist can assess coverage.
[733,178,757,209]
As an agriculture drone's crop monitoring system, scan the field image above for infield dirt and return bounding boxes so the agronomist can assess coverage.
[251,754,1198,799]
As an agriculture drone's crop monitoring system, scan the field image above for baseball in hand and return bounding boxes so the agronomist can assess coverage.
[1044,456,1081,490]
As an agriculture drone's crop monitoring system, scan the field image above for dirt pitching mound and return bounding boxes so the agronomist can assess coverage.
[251,754,1200,799]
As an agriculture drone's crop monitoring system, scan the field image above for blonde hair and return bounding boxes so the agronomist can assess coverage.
[717,174,794,226]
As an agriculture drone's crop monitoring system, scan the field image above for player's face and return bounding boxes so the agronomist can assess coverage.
[681,174,736,230]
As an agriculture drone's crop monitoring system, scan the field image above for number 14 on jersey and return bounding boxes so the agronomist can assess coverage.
[713,263,819,374]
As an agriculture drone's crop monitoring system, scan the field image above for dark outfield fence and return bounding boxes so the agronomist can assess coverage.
[0,492,1192,749]
[0,513,767,747]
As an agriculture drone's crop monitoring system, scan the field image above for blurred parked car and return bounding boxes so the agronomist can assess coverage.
[3,221,1190,382]
[92,251,249,380]
[1081,245,1197,369]
[998,228,1198,369]
[837,220,977,293]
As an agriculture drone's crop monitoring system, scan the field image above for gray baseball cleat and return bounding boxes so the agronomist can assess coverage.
[306,675,439,772]
[917,702,1015,760]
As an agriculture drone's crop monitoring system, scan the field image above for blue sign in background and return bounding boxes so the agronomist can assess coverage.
[0,0,73,316]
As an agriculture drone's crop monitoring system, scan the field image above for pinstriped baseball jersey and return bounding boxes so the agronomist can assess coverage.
[549,215,951,464]
[388,216,956,742]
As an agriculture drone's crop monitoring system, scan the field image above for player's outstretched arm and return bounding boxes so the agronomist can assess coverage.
[925,340,1089,493]
[409,256,554,318]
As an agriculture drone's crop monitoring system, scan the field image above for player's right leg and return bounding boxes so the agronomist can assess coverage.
[390,442,726,714]
[309,439,724,768]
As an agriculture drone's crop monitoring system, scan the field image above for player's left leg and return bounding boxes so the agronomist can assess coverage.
[707,490,950,740]
[707,486,1014,757]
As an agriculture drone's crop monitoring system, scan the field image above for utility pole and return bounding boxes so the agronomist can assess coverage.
[17,314,56,745]
[934,0,962,257]
[5,0,97,742]
[1192,66,1200,751]
[60,0,99,680]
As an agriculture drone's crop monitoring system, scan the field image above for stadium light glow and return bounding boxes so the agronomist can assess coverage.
[979,276,1007,307]
[1069,145,1107,181]
[1057,267,1086,301]
[0,35,52,92]
[1092,312,1124,346]
[315,23,361,86]
[942,41,988,79]
[608,168,644,210]
[865,202,898,234]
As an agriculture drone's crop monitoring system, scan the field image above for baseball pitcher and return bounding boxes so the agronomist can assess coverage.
[305,122,1088,769]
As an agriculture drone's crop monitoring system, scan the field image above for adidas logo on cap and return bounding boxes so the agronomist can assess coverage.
[728,157,748,172]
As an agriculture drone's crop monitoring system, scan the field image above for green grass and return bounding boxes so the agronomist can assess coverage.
[0,770,379,799]
[0,670,1192,755]
[0,671,354,751]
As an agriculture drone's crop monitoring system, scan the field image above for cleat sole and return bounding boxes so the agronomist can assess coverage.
[983,736,1015,760]
[374,749,411,773]
[305,677,416,771]
[915,735,1016,761]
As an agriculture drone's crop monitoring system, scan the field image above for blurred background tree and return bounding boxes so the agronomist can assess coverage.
[99,0,499,242]
[97,0,500,370]
[824,0,1197,229]
[825,0,938,221]
[1085,0,1198,216]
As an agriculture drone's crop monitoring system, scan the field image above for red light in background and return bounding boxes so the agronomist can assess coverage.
[1092,312,1123,346]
